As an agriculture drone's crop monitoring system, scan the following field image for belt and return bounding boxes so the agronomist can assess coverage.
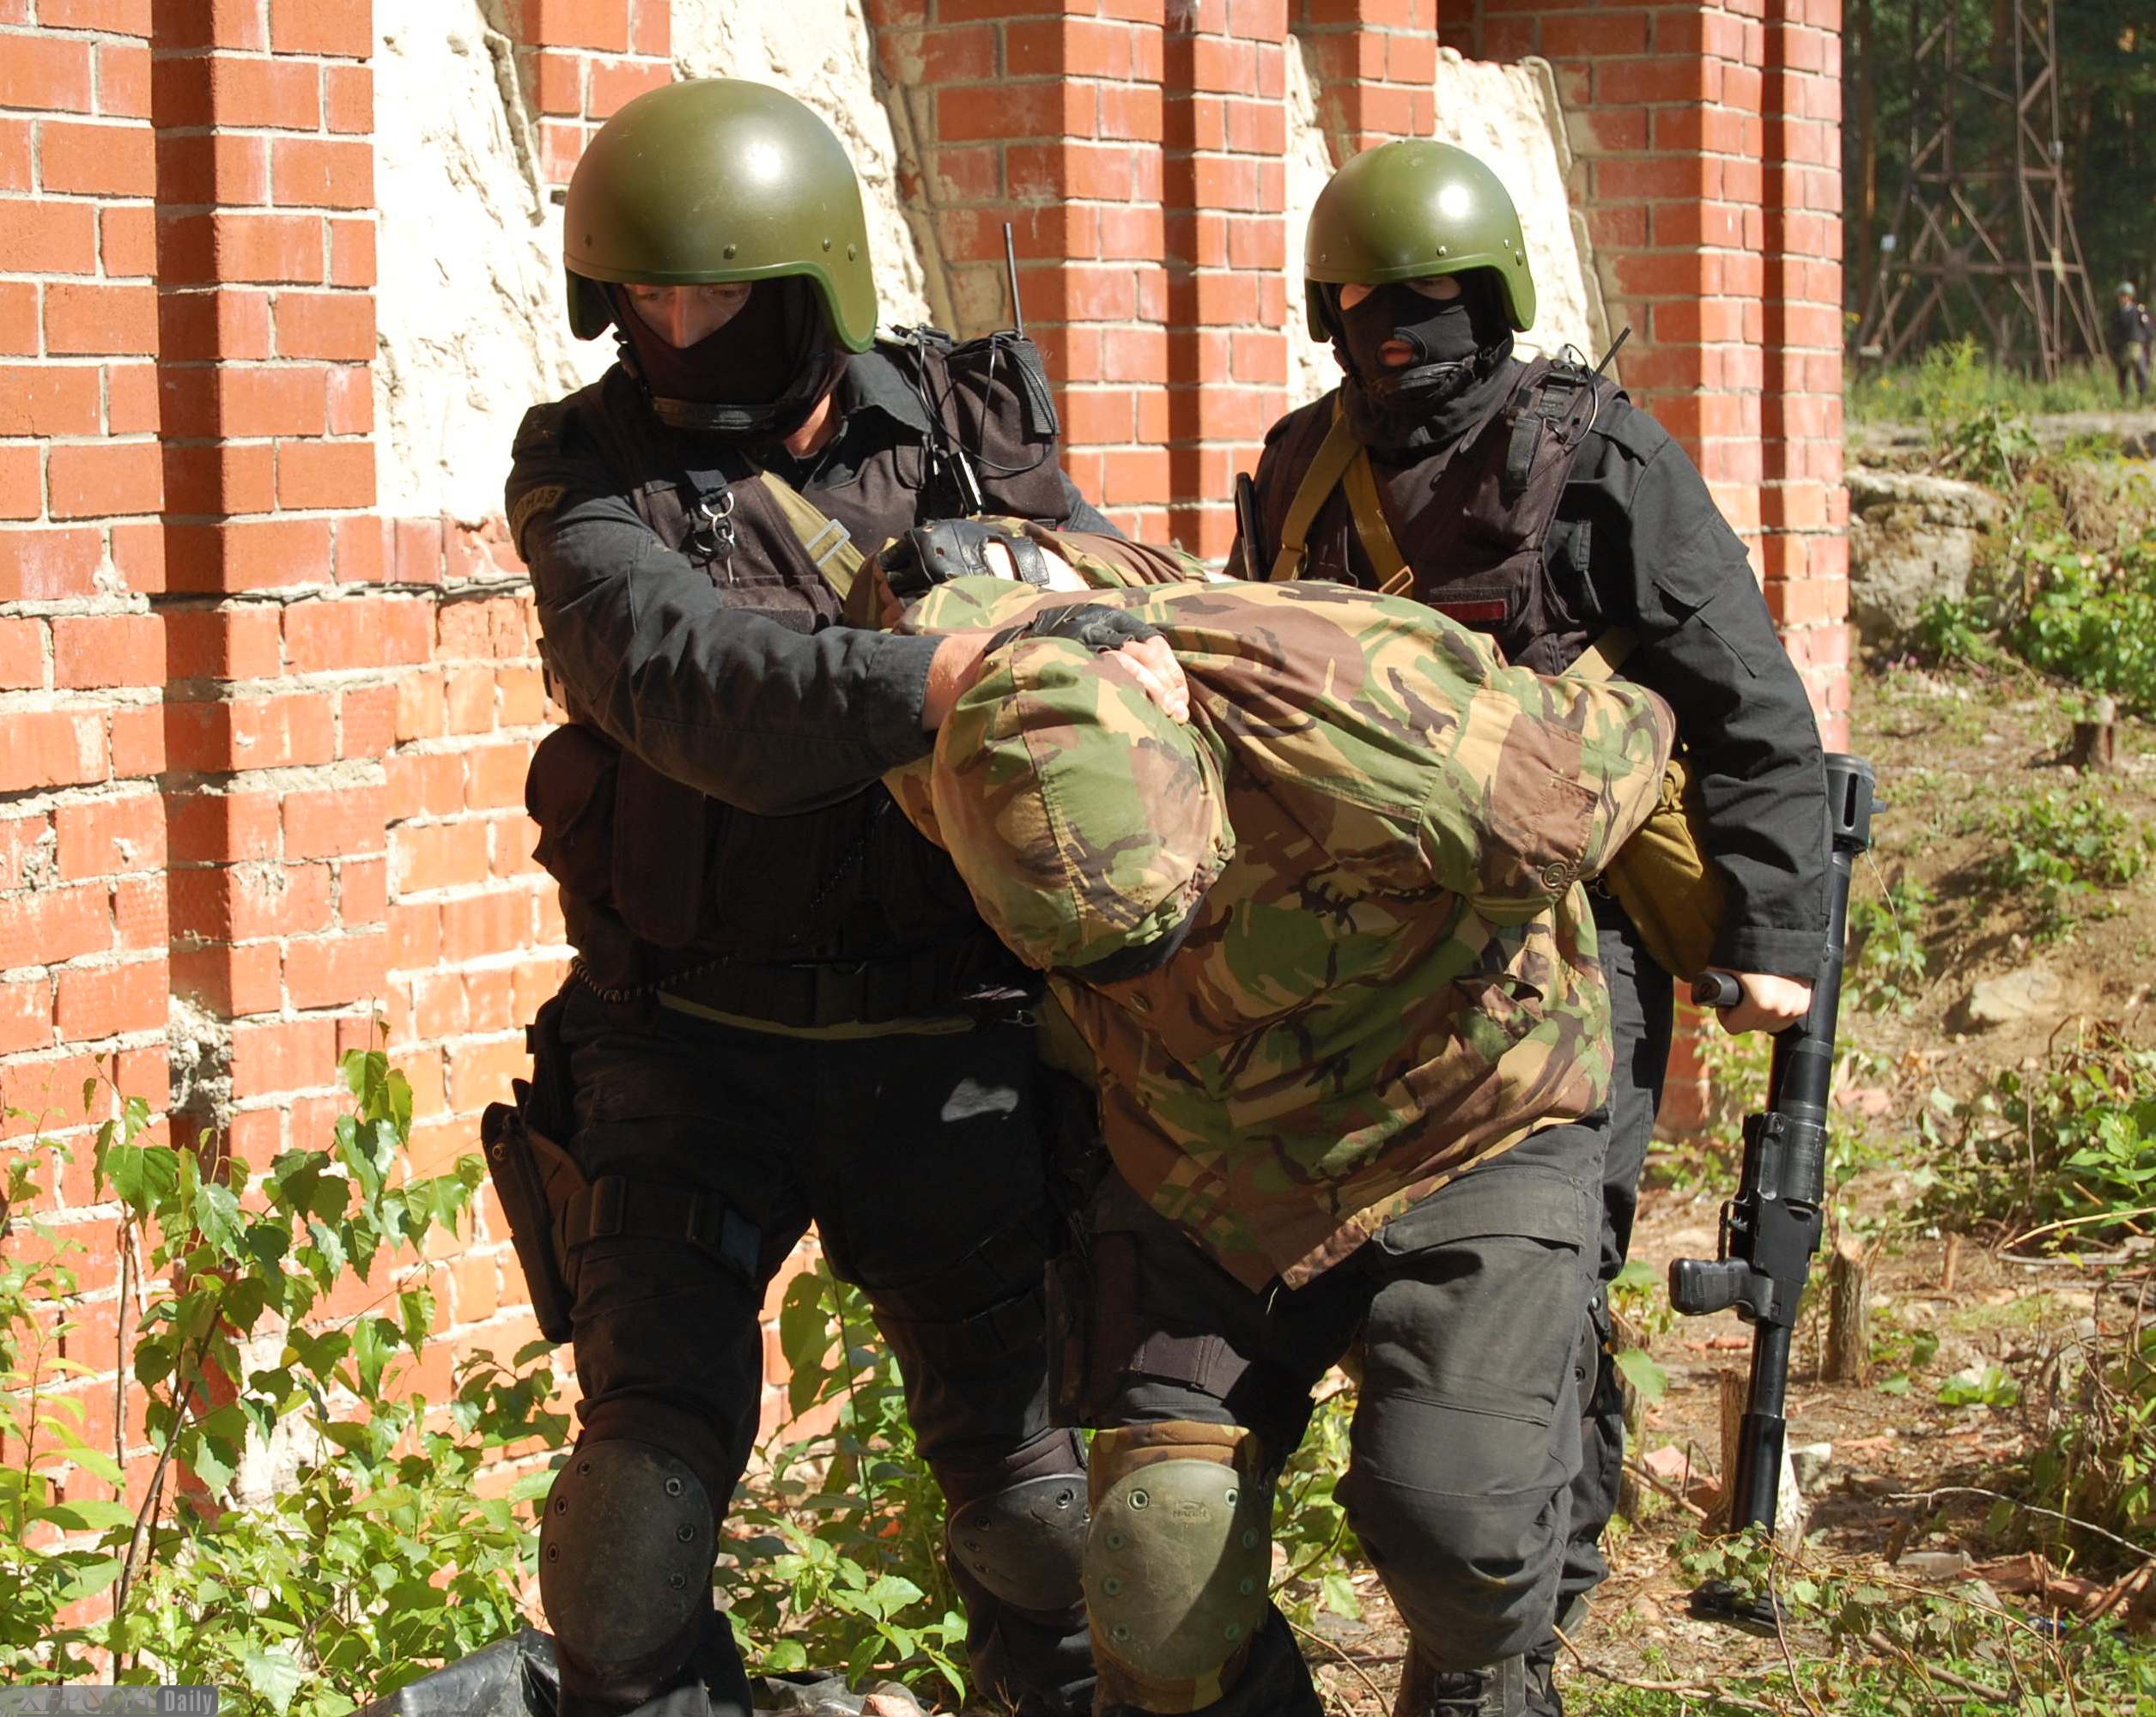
[571,939,1041,1033]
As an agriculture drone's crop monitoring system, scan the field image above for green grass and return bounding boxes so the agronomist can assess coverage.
[1850,349,2125,426]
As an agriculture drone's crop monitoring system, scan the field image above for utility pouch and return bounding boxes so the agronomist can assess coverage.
[1570,628,1728,980]
[480,1097,577,1344]
[1601,754,1727,981]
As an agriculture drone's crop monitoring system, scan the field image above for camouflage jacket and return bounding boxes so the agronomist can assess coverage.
[886,548,1676,1289]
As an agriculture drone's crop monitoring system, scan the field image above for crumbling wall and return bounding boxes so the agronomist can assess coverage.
[1279,43,1607,411]
[671,0,938,331]
[373,1,605,526]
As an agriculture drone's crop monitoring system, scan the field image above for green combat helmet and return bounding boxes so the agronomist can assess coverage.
[1303,139,1536,340]
[562,78,878,352]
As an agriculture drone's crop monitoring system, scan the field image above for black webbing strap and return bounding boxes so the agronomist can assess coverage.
[1125,1331,1252,1398]
[560,1175,759,1283]
[1501,365,1600,504]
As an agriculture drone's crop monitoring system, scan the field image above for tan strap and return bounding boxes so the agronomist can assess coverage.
[1267,402,1362,582]
[760,470,888,627]
[1567,627,1639,682]
[1339,446,1412,596]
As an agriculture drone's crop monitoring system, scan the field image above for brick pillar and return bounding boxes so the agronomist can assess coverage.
[152,0,386,1167]
[1761,0,1848,747]
[868,0,1171,538]
[1527,6,1770,549]
[0,0,172,1474]
[1163,0,1290,556]
[1296,0,1437,159]
[512,0,672,186]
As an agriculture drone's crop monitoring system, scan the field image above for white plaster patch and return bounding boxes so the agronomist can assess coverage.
[1280,42,1609,410]
[670,0,935,333]
[1282,40,1342,412]
[1430,49,1608,367]
[373,1,608,527]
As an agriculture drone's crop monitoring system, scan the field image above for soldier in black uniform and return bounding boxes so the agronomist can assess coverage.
[493,79,1182,1717]
[1234,142,1830,1717]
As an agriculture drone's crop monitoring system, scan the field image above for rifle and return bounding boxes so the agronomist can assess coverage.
[1668,751,1876,1630]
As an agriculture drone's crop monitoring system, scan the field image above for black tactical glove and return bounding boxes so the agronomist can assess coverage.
[879,518,1053,600]
[986,603,1163,658]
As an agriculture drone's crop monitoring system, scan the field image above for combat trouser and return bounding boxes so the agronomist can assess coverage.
[2116,346,2151,401]
[1055,1118,1602,1717]
[530,980,1092,1717]
[1552,898,1673,1647]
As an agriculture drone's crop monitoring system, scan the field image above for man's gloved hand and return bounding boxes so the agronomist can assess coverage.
[986,602,1163,656]
[881,519,1052,599]
[923,601,1189,731]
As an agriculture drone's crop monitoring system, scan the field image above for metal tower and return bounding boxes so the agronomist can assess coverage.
[1855,0,2104,378]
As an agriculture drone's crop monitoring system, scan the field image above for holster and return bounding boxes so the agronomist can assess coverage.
[479,1099,577,1345]
[479,994,585,1344]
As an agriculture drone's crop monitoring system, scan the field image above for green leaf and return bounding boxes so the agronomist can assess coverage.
[398,1287,435,1354]
[100,1140,179,1211]
[1878,1373,1912,1396]
[353,1315,402,1398]
[33,1497,137,1532]
[1320,1571,1363,1620]
[1610,1258,1659,1293]
[191,1176,245,1255]
[863,1574,924,1617]
[241,1642,307,1717]
[1612,1346,1668,1405]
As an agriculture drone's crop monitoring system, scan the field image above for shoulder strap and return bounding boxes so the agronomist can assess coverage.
[757,470,884,626]
[1340,447,1412,596]
[1268,400,1361,582]
[1566,626,1638,682]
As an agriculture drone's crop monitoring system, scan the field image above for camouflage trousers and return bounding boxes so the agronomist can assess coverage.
[1557,899,1674,1637]
[544,982,1093,1717]
[1055,1116,1605,1715]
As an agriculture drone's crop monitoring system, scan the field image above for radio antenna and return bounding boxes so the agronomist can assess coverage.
[1004,222,1025,337]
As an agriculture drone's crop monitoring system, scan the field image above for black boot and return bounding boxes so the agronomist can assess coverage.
[352,1629,558,1717]
[1394,1647,1528,1717]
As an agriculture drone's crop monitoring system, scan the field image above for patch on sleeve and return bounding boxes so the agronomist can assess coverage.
[508,483,568,549]
[512,401,570,459]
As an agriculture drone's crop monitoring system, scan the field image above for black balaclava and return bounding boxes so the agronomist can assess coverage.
[610,276,845,441]
[1323,270,1518,457]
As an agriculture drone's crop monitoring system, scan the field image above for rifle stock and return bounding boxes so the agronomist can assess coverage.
[1668,752,1875,1628]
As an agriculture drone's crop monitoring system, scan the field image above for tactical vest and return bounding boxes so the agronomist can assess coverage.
[1260,359,1606,676]
[525,334,1071,1018]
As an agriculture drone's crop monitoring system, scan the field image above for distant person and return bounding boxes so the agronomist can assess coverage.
[2110,282,2151,401]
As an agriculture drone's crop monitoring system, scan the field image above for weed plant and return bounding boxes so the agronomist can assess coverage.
[1920,458,2156,715]
[1918,1025,2156,1248]
[1849,337,2121,428]
[721,1255,969,1699]
[1561,1530,2156,1714]
[0,1055,555,1712]
[1984,786,2154,940]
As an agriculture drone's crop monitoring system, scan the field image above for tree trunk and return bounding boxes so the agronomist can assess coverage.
[2069,695,2118,773]
[1825,1237,1872,1385]
[1716,1369,1746,1530]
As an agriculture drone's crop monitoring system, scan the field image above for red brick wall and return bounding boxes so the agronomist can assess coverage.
[1450,0,1850,748]
[2,0,1848,1490]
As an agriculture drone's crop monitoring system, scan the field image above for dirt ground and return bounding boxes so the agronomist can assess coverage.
[1286,660,2156,1714]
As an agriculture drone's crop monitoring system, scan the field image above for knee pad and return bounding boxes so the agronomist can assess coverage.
[1083,1422,1272,1714]
[539,1440,716,1681]
[946,1470,1088,1613]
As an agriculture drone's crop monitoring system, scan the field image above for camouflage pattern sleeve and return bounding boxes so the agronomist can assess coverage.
[1412,653,1677,925]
